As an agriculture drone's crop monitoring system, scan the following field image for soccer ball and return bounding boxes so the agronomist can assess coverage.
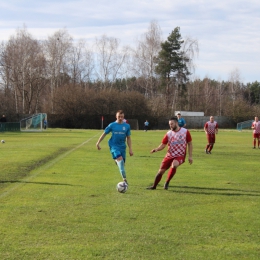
[1,140,5,143]
[116,181,128,193]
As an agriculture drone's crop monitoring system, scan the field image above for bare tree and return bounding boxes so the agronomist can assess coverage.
[173,36,199,113]
[82,44,95,88]
[217,80,225,116]
[67,40,94,87]
[228,68,242,106]
[131,20,162,97]
[94,34,129,90]
[0,27,47,114]
[0,42,14,114]
[202,78,214,115]
[181,37,199,75]
[43,29,73,113]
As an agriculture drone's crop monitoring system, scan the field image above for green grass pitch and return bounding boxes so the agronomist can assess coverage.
[0,129,259,259]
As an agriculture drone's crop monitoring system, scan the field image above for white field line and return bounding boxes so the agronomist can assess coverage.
[0,132,101,200]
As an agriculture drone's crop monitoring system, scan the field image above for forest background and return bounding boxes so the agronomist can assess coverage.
[0,21,259,129]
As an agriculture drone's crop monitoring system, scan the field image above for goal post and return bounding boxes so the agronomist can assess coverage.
[237,120,254,131]
[20,113,47,132]
[127,119,139,130]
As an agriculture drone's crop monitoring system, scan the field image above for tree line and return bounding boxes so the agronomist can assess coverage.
[0,21,259,126]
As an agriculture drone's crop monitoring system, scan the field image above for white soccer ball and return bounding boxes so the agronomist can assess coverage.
[1,140,5,143]
[116,181,128,193]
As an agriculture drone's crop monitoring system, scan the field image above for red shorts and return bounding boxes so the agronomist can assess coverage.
[207,134,215,144]
[160,156,185,170]
[253,133,260,139]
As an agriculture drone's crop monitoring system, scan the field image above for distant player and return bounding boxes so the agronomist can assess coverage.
[177,112,186,127]
[204,116,218,154]
[0,115,7,131]
[251,116,260,149]
[147,116,193,190]
[0,115,7,123]
[96,110,133,184]
[144,120,149,131]
[43,119,47,130]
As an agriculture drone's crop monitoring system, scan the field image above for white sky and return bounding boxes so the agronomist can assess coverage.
[0,0,259,83]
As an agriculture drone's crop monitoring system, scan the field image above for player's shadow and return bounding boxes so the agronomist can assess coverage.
[166,185,260,197]
[0,180,83,187]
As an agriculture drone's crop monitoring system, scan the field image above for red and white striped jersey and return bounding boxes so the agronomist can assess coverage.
[162,128,192,158]
[252,121,260,134]
[205,121,218,134]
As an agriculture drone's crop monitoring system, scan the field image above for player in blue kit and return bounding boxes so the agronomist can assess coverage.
[96,110,134,184]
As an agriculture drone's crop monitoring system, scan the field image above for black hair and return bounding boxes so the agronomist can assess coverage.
[170,117,178,122]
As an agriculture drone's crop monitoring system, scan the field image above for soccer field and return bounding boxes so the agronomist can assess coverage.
[0,129,259,260]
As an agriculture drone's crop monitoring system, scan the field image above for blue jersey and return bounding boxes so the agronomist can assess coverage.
[178,118,186,127]
[104,122,131,151]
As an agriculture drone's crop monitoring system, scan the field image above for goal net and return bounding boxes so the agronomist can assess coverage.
[237,120,254,131]
[20,113,47,132]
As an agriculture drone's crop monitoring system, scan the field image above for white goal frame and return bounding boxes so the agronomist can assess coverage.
[20,113,47,132]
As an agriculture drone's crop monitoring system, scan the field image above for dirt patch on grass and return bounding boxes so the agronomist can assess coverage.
[0,147,71,190]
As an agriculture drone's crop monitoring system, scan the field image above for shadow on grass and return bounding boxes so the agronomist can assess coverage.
[165,185,260,196]
[0,180,83,187]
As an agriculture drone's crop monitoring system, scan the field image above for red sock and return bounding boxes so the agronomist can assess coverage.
[209,145,213,152]
[206,144,210,150]
[153,173,162,187]
[166,167,176,183]
[254,140,256,147]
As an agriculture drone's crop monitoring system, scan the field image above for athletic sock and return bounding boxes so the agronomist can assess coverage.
[116,160,126,179]
[254,140,256,147]
[208,145,213,152]
[153,173,162,187]
[166,167,176,183]
[206,144,210,151]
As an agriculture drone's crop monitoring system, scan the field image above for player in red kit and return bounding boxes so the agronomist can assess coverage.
[147,116,193,190]
[204,116,218,154]
[251,116,260,149]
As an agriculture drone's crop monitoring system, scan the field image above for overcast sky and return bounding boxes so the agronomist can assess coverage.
[0,0,259,83]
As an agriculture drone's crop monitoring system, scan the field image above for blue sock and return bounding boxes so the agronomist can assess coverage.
[116,160,126,179]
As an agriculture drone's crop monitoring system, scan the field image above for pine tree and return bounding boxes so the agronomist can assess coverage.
[155,27,190,109]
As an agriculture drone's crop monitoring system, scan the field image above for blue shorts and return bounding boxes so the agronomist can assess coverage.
[110,148,126,162]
